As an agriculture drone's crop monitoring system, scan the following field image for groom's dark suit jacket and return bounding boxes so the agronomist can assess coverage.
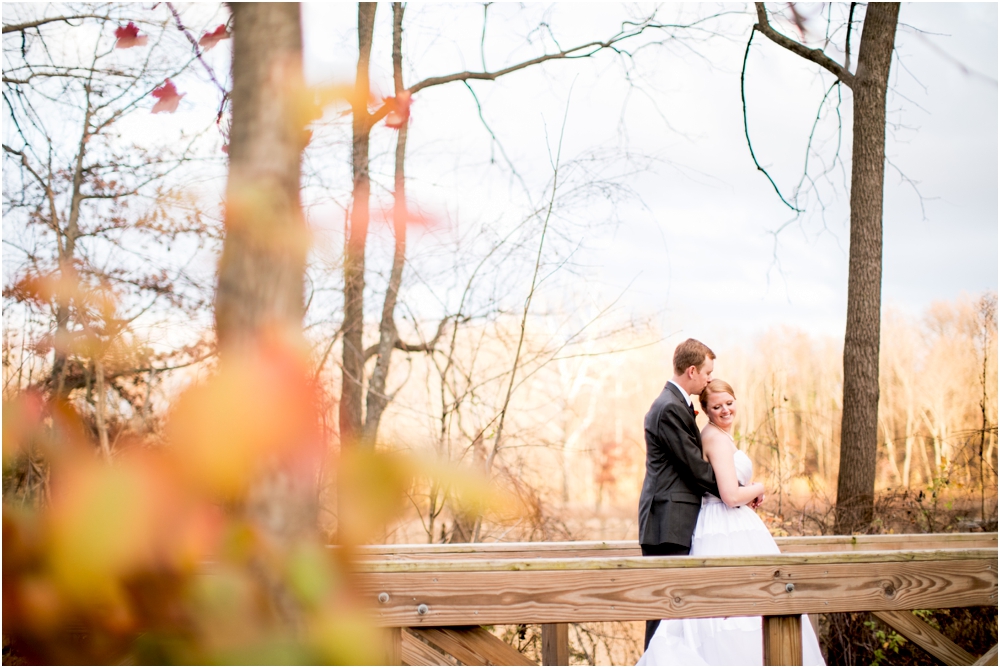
[638,382,721,547]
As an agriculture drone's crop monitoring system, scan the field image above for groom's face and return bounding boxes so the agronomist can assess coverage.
[691,356,714,394]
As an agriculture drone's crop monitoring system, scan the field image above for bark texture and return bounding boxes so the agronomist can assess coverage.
[215,3,306,351]
[834,2,899,534]
[214,3,315,543]
[341,2,377,448]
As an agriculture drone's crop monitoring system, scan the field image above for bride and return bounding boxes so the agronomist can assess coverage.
[637,379,825,666]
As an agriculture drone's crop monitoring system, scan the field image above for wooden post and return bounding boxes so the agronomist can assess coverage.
[385,627,402,666]
[763,615,802,666]
[542,623,569,666]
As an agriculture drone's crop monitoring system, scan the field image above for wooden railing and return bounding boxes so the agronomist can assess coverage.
[352,533,998,666]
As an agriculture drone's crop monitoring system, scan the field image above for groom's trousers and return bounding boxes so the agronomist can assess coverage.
[640,541,688,650]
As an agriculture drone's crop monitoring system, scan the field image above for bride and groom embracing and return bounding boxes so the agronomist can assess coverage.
[636,339,825,666]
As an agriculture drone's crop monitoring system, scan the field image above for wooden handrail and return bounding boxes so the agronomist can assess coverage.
[352,532,998,561]
[360,536,998,666]
[355,546,996,572]
[356,546,997,627]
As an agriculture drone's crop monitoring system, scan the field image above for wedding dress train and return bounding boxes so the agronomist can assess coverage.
[637,449,825,666]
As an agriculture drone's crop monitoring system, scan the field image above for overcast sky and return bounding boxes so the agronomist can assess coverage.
[300,2,998,346]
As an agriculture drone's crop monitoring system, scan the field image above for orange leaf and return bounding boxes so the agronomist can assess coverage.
[384,90,411,129]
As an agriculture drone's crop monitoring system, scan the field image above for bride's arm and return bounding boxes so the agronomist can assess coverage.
[703,435,764,508]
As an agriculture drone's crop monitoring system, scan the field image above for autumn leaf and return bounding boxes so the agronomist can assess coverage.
[151,80,185,114]
[114,22,148,49]
[199,24,230,51]
[373,200,439,229]
[384,90,412,129]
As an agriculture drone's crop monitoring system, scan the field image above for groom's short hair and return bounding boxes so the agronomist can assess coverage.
[673,338,715,374]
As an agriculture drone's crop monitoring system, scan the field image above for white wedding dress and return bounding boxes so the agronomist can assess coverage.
[637,448,825,666]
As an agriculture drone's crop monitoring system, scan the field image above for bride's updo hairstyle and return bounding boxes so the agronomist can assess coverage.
[699,379,736,412]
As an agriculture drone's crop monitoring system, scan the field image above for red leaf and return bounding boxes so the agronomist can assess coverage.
[384,90,412,129]
[114,22,148,49]
[198,24,230,51]
[151,79,185,114]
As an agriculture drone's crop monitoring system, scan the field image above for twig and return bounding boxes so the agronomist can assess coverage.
[462,81,533,204]
[753,3,854,86]
[164,2,230,122]
[740,30,801,212]
[3,14,112,34]
[473,89,573,541]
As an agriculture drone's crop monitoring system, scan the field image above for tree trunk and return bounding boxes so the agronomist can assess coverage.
[216,3,306,352]
[215,3,315,542]
[363,2,407,445]
[833,2,899,534]
[341,3,377,449]
[52,86,94,399]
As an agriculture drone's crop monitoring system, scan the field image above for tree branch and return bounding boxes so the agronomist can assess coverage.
[3,144,50,194]
[2,15,111,34]
[365,12,722,128]
[845,2,857,73]
[740,32,802,212]
[753,3,854,88]
[362,315,451,361]
[397,315,450,353]
[165,2,230,104]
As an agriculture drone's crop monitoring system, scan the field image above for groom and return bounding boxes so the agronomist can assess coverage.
[637,338,721,649]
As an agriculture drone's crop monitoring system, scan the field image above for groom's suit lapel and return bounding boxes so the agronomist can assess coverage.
[665,382,698,432]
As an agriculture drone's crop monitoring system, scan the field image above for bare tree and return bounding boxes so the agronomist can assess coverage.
[745,2,900,533]
[335,6,741,454]
[3,4,222,461]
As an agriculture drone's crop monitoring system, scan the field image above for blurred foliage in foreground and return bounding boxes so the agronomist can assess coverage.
[3,339,510,664]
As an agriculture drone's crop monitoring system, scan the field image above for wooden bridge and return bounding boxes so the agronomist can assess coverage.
[354,532,998,666]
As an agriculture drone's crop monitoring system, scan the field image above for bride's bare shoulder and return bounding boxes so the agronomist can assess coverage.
[700,425,727,448]
[701,424,736,456]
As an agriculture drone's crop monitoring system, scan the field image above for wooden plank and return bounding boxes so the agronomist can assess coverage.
[763,615,802,666]
[367,547,638,561]
[357,558,997,626]
[356,547,997,572]
[386,627,402,666]
[355,541,638,561]
[542,623,569,666]
[352,533,998,561]
[401,629,458,666]
[779,533,998,553]
[411,627,487,666]
[871,610,976,666]
[972,643,998,666]
[460,626,536,666]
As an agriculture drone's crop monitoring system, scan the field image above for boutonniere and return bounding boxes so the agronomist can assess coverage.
[693,410,699,416]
